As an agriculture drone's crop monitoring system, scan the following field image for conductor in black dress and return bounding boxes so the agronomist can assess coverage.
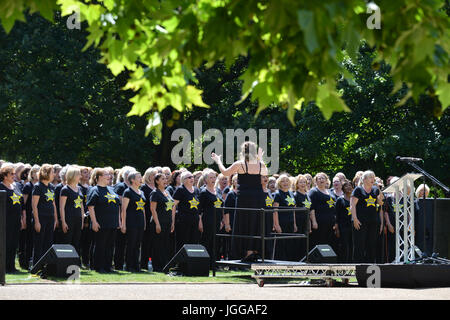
[211,141,268,262]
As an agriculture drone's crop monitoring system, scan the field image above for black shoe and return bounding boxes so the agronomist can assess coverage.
[96,269,107,274]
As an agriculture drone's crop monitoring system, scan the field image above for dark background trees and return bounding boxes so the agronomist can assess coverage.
[0,13,448,189]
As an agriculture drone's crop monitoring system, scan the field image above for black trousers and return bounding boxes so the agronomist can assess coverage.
[125,227,144,271]
[352,220,378,263]
[200,219,220,267]
[337,226,353,263]
[175,213,200,252]
[18,216,33,270]
[32,216,54,266]
[274,221,295,261]
[152,220,172,272]
[309,221,336,252]
[60,215,82,256]
[140,220,154,269]
[80,218,93,268]
[114,230,127,270]
[93,228,116,272]
[386,229,396,263]
[6,215,21,272]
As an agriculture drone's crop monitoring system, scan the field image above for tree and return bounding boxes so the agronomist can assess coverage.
[0,13,155,171]
[1,0,448,137]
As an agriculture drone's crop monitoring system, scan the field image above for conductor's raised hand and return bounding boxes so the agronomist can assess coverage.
[211,152,221,163]
[257,147,264,160]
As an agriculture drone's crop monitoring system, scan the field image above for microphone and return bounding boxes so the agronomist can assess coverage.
[396,156,423,162]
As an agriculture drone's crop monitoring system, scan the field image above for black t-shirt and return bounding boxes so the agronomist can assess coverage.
[0,182,23,221]
[140,184,154,223]
[294,191,310,231]
[351,186,380,224]
[224,189,237,227]
[166,185,176,197]
[198,189,223,227]
[273,189,296,224]
[114,182,128,197]
[32,182,55,218]
[150,188,174,224]
[173,185,200,215]
[86,186,121,229]
[123,187,146,229]
[54,183,64,220]
[308,187,337,225]
[78,183,89,209]
[60,185,83,221]
[336,196,352,229]
[22,181,34,219]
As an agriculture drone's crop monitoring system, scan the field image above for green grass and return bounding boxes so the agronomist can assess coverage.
[5,259,255,284]
[5,259,359,285]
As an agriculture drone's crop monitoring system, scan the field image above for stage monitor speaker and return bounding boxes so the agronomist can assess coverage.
[0,191,6,285]
[302,244,337,263]
[163,244,210,276]
[416,199,435,255]
[30,244,80,278]
[433,199,450,259]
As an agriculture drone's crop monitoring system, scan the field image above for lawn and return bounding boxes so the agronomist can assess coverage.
[4,260,256,284]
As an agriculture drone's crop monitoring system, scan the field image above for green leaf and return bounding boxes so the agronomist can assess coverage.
[436,81,450,111]
[297,10,319,53]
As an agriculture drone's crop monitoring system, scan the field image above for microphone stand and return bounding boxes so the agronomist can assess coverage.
[403,160,450,264]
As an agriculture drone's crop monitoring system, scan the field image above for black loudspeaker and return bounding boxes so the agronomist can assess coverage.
[416,199,434,255]
[433,199,450,259]
[163,244,210,276]
[416,199,450,259]
[31,244,81,278]
[0,191,6,285]
[303,244,337,263]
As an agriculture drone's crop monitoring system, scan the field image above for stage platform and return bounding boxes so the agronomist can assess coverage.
[229,261,450,288]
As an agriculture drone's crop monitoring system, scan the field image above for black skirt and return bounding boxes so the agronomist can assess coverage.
[232,189,265,257]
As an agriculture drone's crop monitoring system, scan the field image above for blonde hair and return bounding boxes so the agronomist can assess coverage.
[294,174,308,192]
[275,174,292,190]
[361,170,375,184]
[313,172,331,188]
[415,184,430,198]
[28,165,40,182]
[214,173,227,189]
[143,167,159,185]
[239,141,258,163]
[0,162,14,182]
[90,167,105,186]
[66,166,81,185]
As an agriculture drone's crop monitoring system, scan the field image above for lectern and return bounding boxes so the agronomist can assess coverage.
[384,173,422,263]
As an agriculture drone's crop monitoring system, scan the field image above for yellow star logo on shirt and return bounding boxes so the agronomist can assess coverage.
[303,199,311,209]
[136,198,145,212]
[214,197,223,208]
[166,199,174,211]
[346,207,351,216]
[74,196,82,209]
[265,196,274,207]
[365,195,376,207]
[393,203,404,211]
[10,193,21,205]
[286,196,296,206]
[45,189,55,202]
[104,192,117,204]
[189,197,199,210]
[326,197,335,208]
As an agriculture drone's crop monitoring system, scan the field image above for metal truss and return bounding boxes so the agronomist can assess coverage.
[393,176,417,263]
[251,264,357,286]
